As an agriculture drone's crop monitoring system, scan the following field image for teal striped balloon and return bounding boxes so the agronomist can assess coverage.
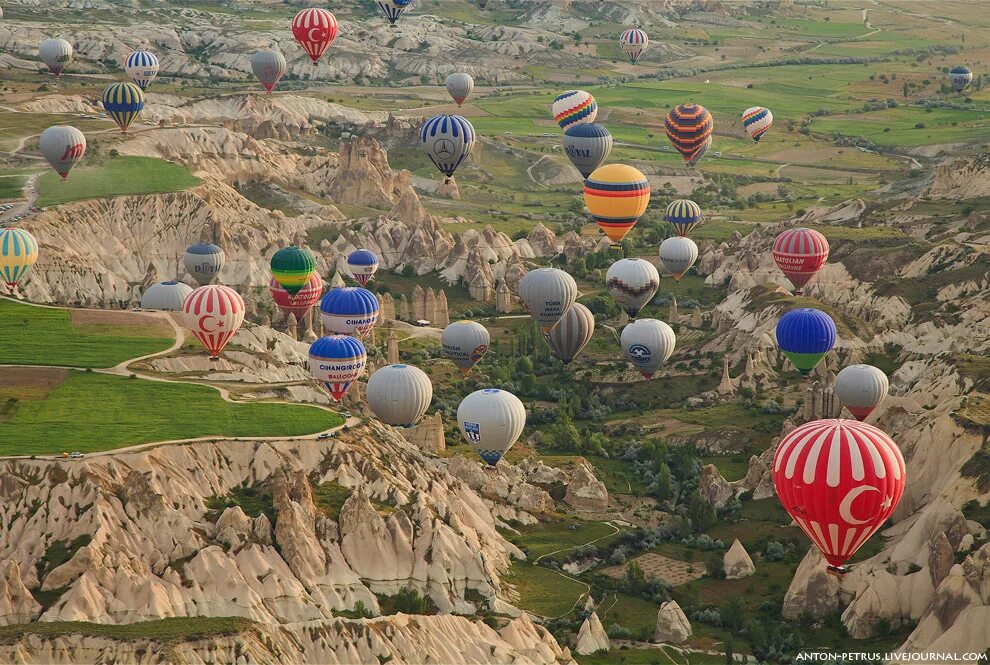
[0,228,39,287]
[664,199,702,237]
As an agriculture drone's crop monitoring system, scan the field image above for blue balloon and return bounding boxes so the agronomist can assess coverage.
[347,249,378,267]
[319,287,380,337]
[420,114,476,180]
[309,335,366,362]
[775,308,837,375]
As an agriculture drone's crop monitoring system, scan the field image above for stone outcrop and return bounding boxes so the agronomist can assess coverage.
[0,561,42,626]
[574,611,609,655]
[723,539,755,579]
[782,547,842,620]
[654,600,692,644]
[698,464,734,510]
[563,462,609,514]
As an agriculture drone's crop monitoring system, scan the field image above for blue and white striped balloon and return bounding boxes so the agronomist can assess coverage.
[420,114,476,181]
[124,50,160,90]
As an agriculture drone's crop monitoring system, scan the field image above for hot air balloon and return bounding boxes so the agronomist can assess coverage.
[182,285,245,360]
[518,267,578,333]
[39,125,85,180]
[346,249,379,287]
[292,8,338,63]
[0,228,38,289]
[420,114,476,183]
[948,66,973,93]
[664,103,714,165]
[772,419,905,575]
[367,364,433,426]
[101,82,144,133]
[269,273,323,320]
[39,38,72,77]
[476,0,490,8]
[123,50,159,90]
[836,365,889,421]
[776,308,836,375]
[320,287,379,337]
[270,245,317,297]
[546,302,594,364]
[441,320,490,376]
[563,123,612,179]
[772,227,829,294]
[687,135,712,168]
[665,199,702,237]
[606,258,659,319]
[308,335,367,402]
[251,50,287,93]
[552,90,597,130]
[583,164,651,245]
[619,28,648,63]
[445,72,474,107]
[621,318,676,379]
[140,281,193,311]
[742,106,773,143]
[658,236,698,281]
[458,388,526,467]
[183,243,224,286]
[377,0,415,26]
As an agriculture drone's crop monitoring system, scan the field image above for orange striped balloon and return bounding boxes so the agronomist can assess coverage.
[664,103,714,165]
[583,164,651,244]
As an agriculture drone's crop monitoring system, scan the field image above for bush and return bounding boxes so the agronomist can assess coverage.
[606,623,632,639]
[765,541,786,562]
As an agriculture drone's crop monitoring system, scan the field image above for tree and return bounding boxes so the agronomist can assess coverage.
[652,462,673,501]
[687,494,717,532]
[725,636,735,664]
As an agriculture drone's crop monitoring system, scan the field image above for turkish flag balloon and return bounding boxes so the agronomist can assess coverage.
[182,285,245,359]
[772,419,905,573]
[291,8,339,64]
[771,227,829,293]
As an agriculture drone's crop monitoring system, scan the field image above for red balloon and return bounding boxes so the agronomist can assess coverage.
[772,419,905,573]
[269,273,323,320]
[291,8,338,64]
[182,285,245,359]
[772,227,829,293]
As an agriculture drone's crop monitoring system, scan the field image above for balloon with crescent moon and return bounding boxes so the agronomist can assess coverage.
[182,285,245,360]
[291,8,338,64]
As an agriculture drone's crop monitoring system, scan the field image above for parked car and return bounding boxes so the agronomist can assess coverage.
[69,452,84,459]
[317,432,335,440]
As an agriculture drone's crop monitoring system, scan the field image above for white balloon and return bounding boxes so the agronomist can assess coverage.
[367,363,433,427]
[606,258,659,319]
[445,72,474,107]
[140,281,193,311]
[658,237,699,281]
[620,318,676,379]
[39,125,86,179]
[835,364,889,421]
[39,38,72,75]
[457,388,526,466]
[547,302,594,364]
[442,320,490,375]
[518,268,578,332]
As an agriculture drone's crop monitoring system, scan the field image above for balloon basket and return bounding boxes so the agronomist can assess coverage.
[209,356,220,363]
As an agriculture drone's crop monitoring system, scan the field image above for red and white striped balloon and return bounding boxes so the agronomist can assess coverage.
[772,419,905,573]
[182,285,245,359]
[291,8,338,64]
[771,227,829,293]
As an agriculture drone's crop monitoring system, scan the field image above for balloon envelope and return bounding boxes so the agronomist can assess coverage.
[184,243,224,286]
[39,125,85,179]
[621,318,676,379]
[836,364,889,421]
[308,335,367,402]
[948,66,972,92]
[141,281,193,311]
[772,227,829,293]
[367,363,433,426]
[563,123,612,179]
[292,8,338,63]
[583,164,651,244]
[420,114,476,180]
[665,199,702,237]
[441,320,490,375]
[658,236,698,281]
[552,90,597,130]
[776,308,837,375]
[606,258,659,319]
[102,82,144,133]
[772,419,905,572]
[124,50,159,90]
[664,103,714,165]
[270,246,317,297]
[742,106,773,142]
[518,268,578,332]
[39,38,72,76]
[0,228,39,288]
[269,273,323,320]
[319,287,379,337]
[346,249,379,287]
[182,285,245,359]
[445,72,474,107]
[546,302,594,364]
[377,0,415,25]
[457,388,526,466]
[251,50,287,93]
[619,28,648,63]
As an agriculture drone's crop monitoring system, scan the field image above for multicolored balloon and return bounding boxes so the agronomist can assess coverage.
[563,123,612,179]
[0,228,39,289]
[140,281,193,311]
[606,258,659,319]
[269,273,323,320]
[102,82,144,133]
[457,388,526,466]
[664,199,702,237]
[346,249,379,287]
[442,320,490,376]
[182,285,245,360]
[292,8,338,63]
[308,335,367,402]
[123,50,159,90]
[39,125,85,180]
[621,318,676,379]
[319,287,379,338]
[270,246,317,297]
[420,114,476,182]
[835,365,889,422]
[742,106,773,143]
[552,90,597,130]
[518,267,578,333]
[948,66,973,93]
[546,302,595,365]
[583,164,651,244]
[776,308,837,375]
[183,243,224,286]
[664,103,714,165]
[377,0,415,26]
[39,38,72,77]
[367,363,433,426]
[619,28,648,63]
[445,72,474,107]
[658,236,698,281]
[773,419,905,574]
[772,227,829,294]
[251,50,287,93]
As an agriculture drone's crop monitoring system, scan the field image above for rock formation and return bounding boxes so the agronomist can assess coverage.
[654,600,692,643]
[399,412,445,454]
[698,464,734,510]
[574,611,609,655]
[723,539,756,579]
[563,461,609,514]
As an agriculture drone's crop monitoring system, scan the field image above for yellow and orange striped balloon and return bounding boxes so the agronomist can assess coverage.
[583,164,651,244]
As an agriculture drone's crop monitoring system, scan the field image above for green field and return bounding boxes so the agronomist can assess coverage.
[0,300,175,368]
[503,561,587,617]
[0,371,343,455]
[35,156,201,206]
[508,520,620,559]
[0,175,27,199]
[0,617,255,644]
